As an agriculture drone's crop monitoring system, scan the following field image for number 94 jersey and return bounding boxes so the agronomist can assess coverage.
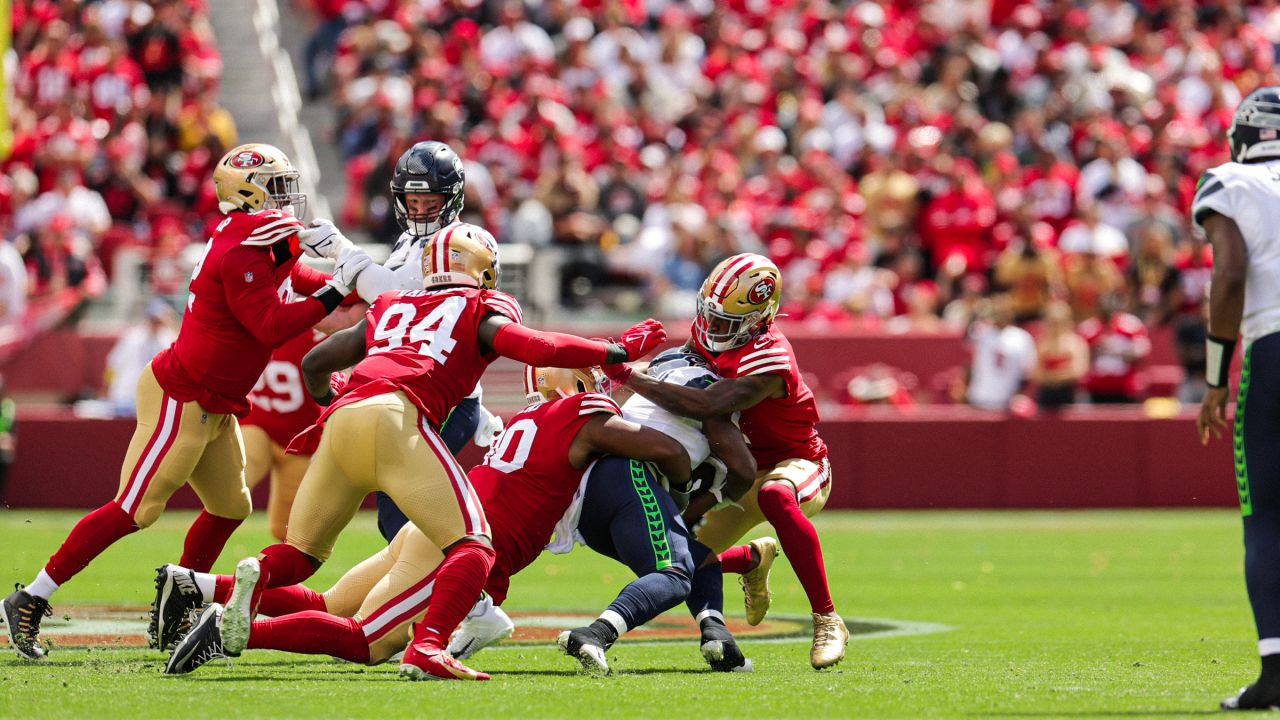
[341,286,523,429]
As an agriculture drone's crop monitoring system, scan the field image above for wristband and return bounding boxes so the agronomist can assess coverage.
[1206,335,1237,389]
[605,343,629,365]
[314,285,346,312]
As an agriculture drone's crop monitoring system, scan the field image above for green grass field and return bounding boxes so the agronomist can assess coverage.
[0,509,1259,718]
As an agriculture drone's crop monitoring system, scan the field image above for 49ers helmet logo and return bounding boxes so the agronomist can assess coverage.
[230,151,265,169]
[747,277,776,304]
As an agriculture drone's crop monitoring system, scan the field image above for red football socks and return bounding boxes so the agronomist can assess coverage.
[44,502,139,585]
[410,540,495,647]
[247,612,369,664]
[757,483,836,615]
[718,544,754,575]
[257,585,327,617]
[179,511,243,572]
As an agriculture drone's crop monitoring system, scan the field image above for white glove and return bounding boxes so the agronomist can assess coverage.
[473,405,504,448]
[326,245,373,295]
[298,218,352,259]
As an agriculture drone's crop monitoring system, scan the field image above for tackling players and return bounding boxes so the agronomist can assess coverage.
[162,365,689,678]
[4,144,366,660]
[155,224,668,680]
[605,253,849,669]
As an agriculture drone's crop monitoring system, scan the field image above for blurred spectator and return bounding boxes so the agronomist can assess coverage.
[1079,294,1152,404]
[0,375,14,507]
[1064,247,1127,322]
[964,295,1037,411]
[1033,302,1090,410]
[1170,236,1213,402]
[994,237,1061,324]
[1128,222,1180,325]
[0,237,28,339]
[103,299,177,416]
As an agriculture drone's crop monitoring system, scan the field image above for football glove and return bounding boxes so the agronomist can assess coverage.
[298,218,352,259]
[326,245,373,295]
[619,318,667,360]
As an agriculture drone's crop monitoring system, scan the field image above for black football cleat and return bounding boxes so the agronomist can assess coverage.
[1222,680,1280,711]
[149,564,204,651]
[699,618,753,672]
[3,584,52,660]
[165,604,229,675]
[557,626,611,677]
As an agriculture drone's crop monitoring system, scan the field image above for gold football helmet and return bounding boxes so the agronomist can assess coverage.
[421,222,500,289]
[524,366,609,402]
[213,143,306,217]
[694,252,782,352]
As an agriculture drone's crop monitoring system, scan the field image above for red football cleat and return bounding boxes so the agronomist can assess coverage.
[398,640,491,681]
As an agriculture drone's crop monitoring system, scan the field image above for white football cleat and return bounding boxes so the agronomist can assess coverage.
[448,594,515,660]
[220,557,260,656]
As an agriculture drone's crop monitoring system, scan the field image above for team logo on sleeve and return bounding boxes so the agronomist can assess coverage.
[748,277,776,304]
[230,151,266,169]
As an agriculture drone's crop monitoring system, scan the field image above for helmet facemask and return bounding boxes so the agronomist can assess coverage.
[393,188,462,237]
[262,171,307,219]
[695,295,765,353]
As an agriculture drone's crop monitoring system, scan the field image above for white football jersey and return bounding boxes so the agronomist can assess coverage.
[354,231,426,301]
[1193,160,1280,344]
[622,359,718,468]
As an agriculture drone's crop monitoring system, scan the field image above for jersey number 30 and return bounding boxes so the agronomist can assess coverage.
[369,296,465,362]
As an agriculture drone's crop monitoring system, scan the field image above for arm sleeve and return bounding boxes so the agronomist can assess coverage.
[491,322,612,367]
[223,249,328,348]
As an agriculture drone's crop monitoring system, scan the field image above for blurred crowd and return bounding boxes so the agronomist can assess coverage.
[296,0,1272,407]
[2,0,238,328]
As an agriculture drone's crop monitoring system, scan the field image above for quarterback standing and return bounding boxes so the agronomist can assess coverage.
[3,144,366,660]
[607,252,848,669]
[1194,87,1280,711]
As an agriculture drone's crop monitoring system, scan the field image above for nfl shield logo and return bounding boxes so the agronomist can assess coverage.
[244,271,255,283]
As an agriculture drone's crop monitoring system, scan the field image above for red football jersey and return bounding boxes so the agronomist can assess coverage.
[150,210,328,416]
[291,286,523,455]
[695,324,827,467]
[471,392,622,604]
[1079,312,1151,397]
[242,329,326,448]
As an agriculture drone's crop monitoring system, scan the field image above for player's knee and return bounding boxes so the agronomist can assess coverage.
[660,567,693,599]
[448,534,494,554]
[758,480,797,510]
[130,502,161,529]
[268,519,287,543]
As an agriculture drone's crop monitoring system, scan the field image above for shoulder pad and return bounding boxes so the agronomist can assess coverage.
[576,393,621,417]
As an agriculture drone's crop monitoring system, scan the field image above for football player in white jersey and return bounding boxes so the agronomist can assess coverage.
[295,140,501,541]
[1193,87,1280,711]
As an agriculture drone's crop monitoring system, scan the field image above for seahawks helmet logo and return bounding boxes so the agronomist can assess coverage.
[748,277,776,304]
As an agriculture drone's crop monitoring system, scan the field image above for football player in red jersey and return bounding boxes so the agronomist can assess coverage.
[3,144,365,661]
[605,252,849,669]
[162,366,690,677]
[154,223,669,680]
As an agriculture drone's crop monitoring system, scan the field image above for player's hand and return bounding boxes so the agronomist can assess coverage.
[329,371,348,396]
[473,406,504,448]
[327,245,373,295]
[603,363,634,387]
[1197,386,1231,446]
[619,318,667,360]
[299,219,351,259]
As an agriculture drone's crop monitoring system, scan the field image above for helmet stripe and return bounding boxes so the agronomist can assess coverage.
[711,254,758,299]
[435,223,460,275]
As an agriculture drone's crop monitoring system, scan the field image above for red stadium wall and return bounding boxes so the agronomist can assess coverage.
[5,405,1235,511]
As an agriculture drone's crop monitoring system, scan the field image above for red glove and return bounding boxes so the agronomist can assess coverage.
[329,371,348,395]
[619,318,667,360]
[603,363,634,387]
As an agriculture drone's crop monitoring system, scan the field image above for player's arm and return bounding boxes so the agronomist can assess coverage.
[1197,211,1249,446]
[301,318,367,405]
[223,248,345,348]
[617,372,783,421]
[476,315,666,366]
[704,414,755,501]
[290,261,363,307]
[570,414,692,488]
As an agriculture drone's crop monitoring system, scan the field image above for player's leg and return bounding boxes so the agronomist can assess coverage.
[376,397,493,680]
[1225,335,1280,709]
[242,527,445,666]
[563,457,696,675]
[754,457,846,669]
[242,425,271,491]
[694,473,778,627]
[684,540,751,672]
[7,366,206,659]
[181,415,252,572]
[265,441,307,543]
[375,395,481,541]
